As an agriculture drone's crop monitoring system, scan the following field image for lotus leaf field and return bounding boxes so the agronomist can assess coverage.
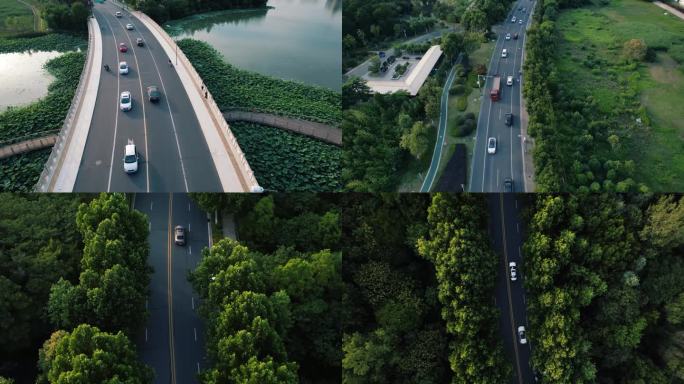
[230,122,341,191]
[178,39,341,126]
[0,50,85,191]
[0,33,86,53]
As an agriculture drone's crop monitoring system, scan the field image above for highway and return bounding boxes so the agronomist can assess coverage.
[75,2,223,192]
[470,0,535,192]
[488,194,533,384]
[135,193,211,384]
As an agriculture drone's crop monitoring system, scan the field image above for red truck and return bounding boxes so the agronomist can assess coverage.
[490,76,501,101]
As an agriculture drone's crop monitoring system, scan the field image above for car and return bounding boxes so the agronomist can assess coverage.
[120,91,131,111]
[119,43,127,52]
[174,225,186,245]
[126,23,134,30]
[115,11,122,17]
[136,38,144,46]
[512,16,517,22]
[509,261,518,280]
[501,49,508,58]
[513,33,519,40]
[123,143,138,173]
[119,61,129,75]
[518,6,522,10]
[518,326,527,344]
[507,75,514,86]
[504,177,514,192]
[505,33,511,40]
[505,112,513,126]
[402,55,409,59]
[487,137,497,154]
[523,7,527,12]
[147,85,160,102]
[519,19,523,24]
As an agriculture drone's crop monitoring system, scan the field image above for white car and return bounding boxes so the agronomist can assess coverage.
[519,19,524,24]
[505,33,511,40]
[509,262,518,281]
[126,23,134,30]
[119,61,129,75]
[512,16,517,23]
[115,11,122,18]
[487,137,497,154]
[120,91,132,111]
[123,143,138,173]
[518,326,527,344]
[501,49,508,58]
[507,75,514,86]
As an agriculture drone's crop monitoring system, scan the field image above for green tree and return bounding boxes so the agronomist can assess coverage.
[399,121,430,160]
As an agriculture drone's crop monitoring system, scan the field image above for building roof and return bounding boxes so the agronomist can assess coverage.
[366,45,443,96]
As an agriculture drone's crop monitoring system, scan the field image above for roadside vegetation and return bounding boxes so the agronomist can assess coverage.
[230,122,340,192]
[0,194,155,383]
[524,0,683,192]
[123,0,267,24]
[0,49,85,192]
[178,39,340,126]
[524,194,684,383]
[0,0,35,36]
[0,32,85,52]
[188,194,341,384]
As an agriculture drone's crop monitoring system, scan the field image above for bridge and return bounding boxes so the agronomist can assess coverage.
[36,0,260,192]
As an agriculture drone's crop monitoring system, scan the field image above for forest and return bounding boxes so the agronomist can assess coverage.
[189,193,342,384]
[124,0,268,23]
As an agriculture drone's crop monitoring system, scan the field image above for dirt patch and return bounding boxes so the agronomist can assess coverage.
[647,53,683,84]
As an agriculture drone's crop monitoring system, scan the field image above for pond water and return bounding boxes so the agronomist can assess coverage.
[0,51,62,111]
[166,0,341,91]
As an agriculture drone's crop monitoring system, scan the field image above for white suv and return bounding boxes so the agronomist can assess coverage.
[507,75,514,86]
[123,143,138,173]
[509,262,517,281]
[487,137,497,154]
[119,61,129,75]
[501,49,508,58]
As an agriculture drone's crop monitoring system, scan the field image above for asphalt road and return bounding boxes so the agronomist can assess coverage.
[135,193,210,384]
[488,194,533,384]
[75,2,223,192]
[470,0,535,192]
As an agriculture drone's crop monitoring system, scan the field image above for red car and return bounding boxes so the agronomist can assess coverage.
[119,43,128,52]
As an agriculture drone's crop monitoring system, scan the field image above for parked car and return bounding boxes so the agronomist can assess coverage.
[504,177,514,192]
[518,326,527,344]
[505,33,511,40]
[115,11,122,17]
[119,43,127,52]
[501,49,508,58]
[509,261,518,281]
[505,112,513,126]
[119,61,129,75]
[120,91,132,111]
[136,38,144,46]
[126,23,134,30]
[487,137,497,154]
[174,226,186,245]
[147,85,160,102]
[123,143,138,173]
[507,75,514,86]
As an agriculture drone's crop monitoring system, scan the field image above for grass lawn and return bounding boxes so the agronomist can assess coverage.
[556,0,684,190]
[0,0,34,36]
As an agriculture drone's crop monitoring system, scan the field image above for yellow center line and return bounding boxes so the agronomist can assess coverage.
[167,194,176,384]
[500,193,523,384]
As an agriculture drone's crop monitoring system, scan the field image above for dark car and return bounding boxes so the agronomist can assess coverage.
[387,55,396,64]
[136,38,144,46]
[504,178,514,192]
[513,33,519,40]
[147,85,160,102]
[119,43,127,52]
[505,112,513,126]
[174,225,186,245]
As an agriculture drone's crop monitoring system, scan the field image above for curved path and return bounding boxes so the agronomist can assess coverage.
[222,110,342,145]
[0,134,56,159]
[73,2,250,192]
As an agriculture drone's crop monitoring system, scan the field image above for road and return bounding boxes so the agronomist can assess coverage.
[420,61,458,192]
[135,193,210,384]
[470,0,535,192]
[75,2,223,192]
[488,194,533,384]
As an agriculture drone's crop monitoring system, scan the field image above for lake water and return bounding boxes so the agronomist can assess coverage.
[0,51,61,111]
[166,0,341,91]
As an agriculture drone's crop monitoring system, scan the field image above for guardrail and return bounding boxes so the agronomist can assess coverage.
[34,17,95,192]
[131,10,260,192]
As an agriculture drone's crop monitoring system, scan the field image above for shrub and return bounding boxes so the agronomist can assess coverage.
[458,118,476,136]
[456,96,467,111]
[450,84,466,95]
[623,39,647,62]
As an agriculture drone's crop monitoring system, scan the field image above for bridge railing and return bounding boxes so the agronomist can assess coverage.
[34,17,95,192]
[132,11,260,192]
